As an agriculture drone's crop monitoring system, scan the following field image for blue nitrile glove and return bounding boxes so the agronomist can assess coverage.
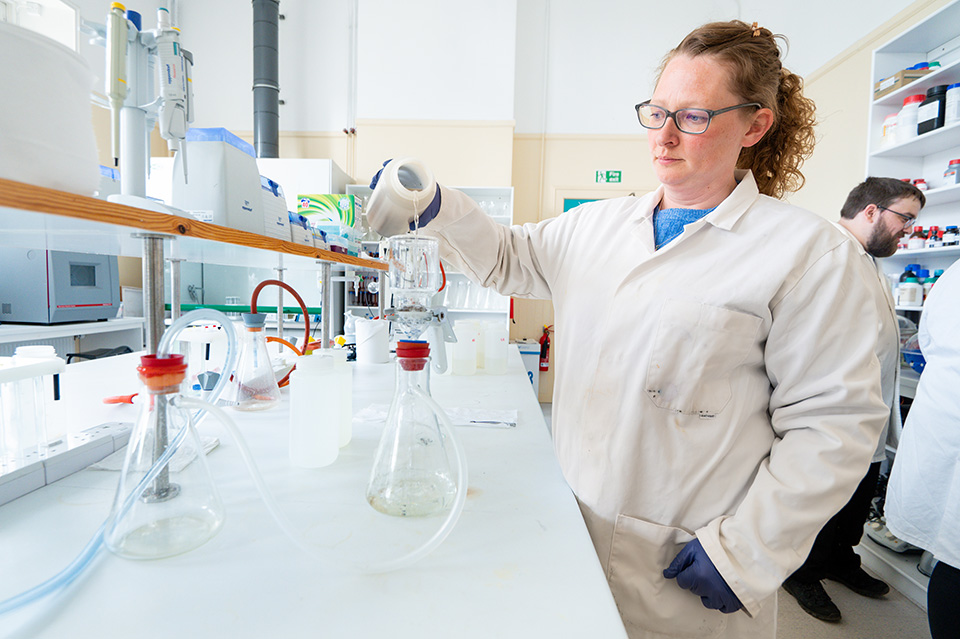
[369,159,442,230]
[663,539,743,614]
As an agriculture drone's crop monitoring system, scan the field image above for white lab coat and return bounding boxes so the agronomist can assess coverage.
[885,260,960,570]
[832,223,901,461]
[424,171,887,638]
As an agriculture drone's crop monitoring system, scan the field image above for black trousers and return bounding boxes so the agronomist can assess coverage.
[789,461,883,583]
[928,560,960,639]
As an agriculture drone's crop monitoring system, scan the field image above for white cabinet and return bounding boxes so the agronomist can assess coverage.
[872,0,960,306]
[345,184,514,330]
[863,2,960,609]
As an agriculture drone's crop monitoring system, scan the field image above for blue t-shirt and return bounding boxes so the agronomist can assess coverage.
[653,206,716,250]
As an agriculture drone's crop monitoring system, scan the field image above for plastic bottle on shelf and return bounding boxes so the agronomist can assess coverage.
[942,226,958,246]
[897,277,923,307]
[288,353,339,468]
[917,85,949,135]
[912,178,928,191]
[944,159,960,185]
[896,94,925,144]
[922,273,935,301]
[899,264,920,282]
[945,83,960,126]
[907,226,927,249]
[924,226,941,248]
[916,268,930,284]
[897,228,911,250]
[881,113,898,147]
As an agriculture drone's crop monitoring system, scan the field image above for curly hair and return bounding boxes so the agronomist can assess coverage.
[659,20,817,199]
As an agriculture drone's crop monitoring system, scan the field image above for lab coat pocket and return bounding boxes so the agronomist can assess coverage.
[645,300,761,416]
[607,514,726,637]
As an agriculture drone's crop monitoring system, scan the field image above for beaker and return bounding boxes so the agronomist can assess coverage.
[105,354,225,559]
[232,312,281,411]
[366,340,457,517]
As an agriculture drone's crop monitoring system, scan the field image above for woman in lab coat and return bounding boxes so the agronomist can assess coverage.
[884,260,960,639]
[369,20,887,639]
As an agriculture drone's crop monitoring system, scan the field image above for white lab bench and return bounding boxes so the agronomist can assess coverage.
[0,317,145,358]
[0,345,627,638]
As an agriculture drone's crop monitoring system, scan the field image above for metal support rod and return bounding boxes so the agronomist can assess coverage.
[139,234,175,501]
[378,272,386,319]
[141,235,166,354]
[275,253,285,353]
[168,258,184,321]
[321,261,332,348]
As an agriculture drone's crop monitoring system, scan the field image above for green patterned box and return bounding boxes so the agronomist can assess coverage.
[296,194,361,244]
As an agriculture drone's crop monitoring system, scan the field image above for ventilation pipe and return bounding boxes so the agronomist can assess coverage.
[252,0,280,158]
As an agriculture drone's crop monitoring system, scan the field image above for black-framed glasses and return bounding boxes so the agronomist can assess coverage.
[635,101,762,134]
[877,205,917,229]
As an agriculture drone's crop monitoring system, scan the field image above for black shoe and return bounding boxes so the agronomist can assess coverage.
[825,566,890,598]
[782,577,842,623]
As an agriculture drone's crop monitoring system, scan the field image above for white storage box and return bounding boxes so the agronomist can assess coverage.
[171,128,263,233]
[0,23,98,195]
[260,176,291,241]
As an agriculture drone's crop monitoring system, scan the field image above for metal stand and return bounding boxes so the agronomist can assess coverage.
[320,261,332,348]
[275,254,285,353]
[168,257,184,321]
[137,233,178,502]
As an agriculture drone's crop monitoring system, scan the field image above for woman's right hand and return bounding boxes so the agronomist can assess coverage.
[367,158,441,237]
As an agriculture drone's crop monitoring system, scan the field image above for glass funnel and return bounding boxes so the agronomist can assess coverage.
[366,341,456,517]
[104,354,224,559]
[388,235,442,340]
[232,312,281,411]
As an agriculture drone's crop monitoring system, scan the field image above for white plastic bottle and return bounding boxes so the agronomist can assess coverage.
[288,354,339,468]
[452,320,479,376]
[897,277,923,308]
[483,322,509,375]
[945,83,960,126]
[896,94,925,144]
[331,349,353,448]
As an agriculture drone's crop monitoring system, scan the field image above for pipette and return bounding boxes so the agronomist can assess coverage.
[105,2,128,167]
[155,7,191,182]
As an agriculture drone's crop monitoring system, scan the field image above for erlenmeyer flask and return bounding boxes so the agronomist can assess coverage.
[366,340,457,517]
[233,312,281,411]
[105,354,224,559]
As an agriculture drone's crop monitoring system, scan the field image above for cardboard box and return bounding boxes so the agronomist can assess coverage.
[874,68,933,100]
[297,194,361,243]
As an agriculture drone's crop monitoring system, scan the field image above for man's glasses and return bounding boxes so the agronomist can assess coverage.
[877,205,917,229]
[635,101,761,135]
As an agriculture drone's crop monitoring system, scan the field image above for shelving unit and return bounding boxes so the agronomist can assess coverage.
[0,178,387,348]
[867,1,960,607]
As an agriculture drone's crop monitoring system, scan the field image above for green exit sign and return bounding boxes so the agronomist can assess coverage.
[596,170,621,183]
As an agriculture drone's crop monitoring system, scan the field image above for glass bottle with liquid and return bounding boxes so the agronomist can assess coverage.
[366,340,456,517]
[232,312,281,411]
[105,354,224,559]
[907,226,927,250]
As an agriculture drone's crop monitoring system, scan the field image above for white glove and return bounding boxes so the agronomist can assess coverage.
[366,158,440,237]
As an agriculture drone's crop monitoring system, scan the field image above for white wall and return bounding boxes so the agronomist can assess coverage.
[357,0,517,120]
[69,0,923,136]
[513,0,923,135]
